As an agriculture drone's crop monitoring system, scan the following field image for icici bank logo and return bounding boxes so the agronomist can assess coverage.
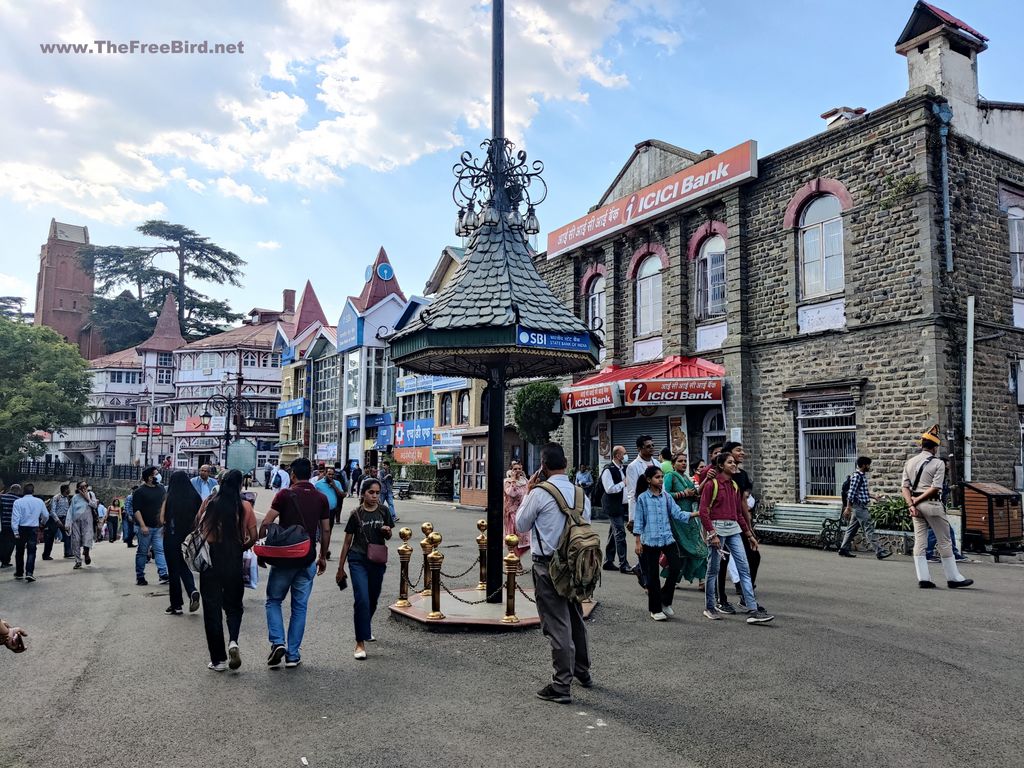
[626,382,646,403]
[624,194,638,222]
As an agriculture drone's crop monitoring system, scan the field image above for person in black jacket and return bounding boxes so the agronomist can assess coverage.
[599,445,632,573]
[159,471,202,616]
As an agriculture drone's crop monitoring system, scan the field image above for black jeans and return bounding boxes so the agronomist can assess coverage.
[716,535,760,604]
[604,514,629,568]
[0,529,15,566]
[42,518,61,558]
[642,543,682,613]
[165,529,197,609]
[15,527,38,576]
[200,556,244,664]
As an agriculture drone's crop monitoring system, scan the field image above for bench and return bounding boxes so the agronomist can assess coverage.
[755,503,844,549]
[393,481,412,500]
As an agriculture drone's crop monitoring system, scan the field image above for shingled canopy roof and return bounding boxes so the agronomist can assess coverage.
[389,215,599,378]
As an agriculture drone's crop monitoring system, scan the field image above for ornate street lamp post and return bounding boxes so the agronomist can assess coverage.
[201,376,254,462]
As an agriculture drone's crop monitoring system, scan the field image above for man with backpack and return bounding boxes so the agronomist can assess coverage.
[595,445,632,573]
[515,443,594,705]
[838,456,891,560]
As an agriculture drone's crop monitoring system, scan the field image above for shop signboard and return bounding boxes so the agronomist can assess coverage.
[432,427,464,451]
[394,446,432,464]
[276,398,309,418]
[316,443,338,460]
[547,140,758,257]
[623,378,723,405]
[394,418,433,448]
[184,416,209,432]
[560,383,621,414]
[336,304,363,353]
[136,425,162,435]
[516,326,591,353]
[396,374,470,395]
[227,439,257,473]
[374,425,393,449]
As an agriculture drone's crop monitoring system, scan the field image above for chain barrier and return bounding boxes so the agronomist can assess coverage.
[404,563,425,590]
[439,556,480,579]
[438,579,506,605]
[515,582,537,604]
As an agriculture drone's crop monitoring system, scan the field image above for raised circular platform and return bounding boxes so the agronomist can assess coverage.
[388,589,597,632]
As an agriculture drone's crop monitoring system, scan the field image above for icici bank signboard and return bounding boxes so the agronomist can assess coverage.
[623,378,723,405]
[560,383,621,414]
[547,141,758,258]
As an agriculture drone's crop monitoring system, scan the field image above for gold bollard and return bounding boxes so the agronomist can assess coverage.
[476,519,487,591]
[396,527,413,608]
[502,534,520,624]
[419,522,434,596]
[427,548,445,620]
[428,531,442,552]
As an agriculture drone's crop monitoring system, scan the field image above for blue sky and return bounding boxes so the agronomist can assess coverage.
[1,1,1020,326]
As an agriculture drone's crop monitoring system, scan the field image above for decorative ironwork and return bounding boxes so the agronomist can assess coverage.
[452,138,546,236]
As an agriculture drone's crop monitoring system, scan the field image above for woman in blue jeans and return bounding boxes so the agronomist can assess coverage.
[336,479,392,660]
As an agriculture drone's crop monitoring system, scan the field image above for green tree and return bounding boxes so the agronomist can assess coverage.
[0,318,91,466]
[0,296,25,320]
[512,381,562,445]
[78,220,246,342]
[90,291,155,351]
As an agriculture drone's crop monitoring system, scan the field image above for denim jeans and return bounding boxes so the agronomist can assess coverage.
[705,533,757,611]
[926,522,962,559]
[15,527,38,576]
[122,515,134,545]
[135,525,168,580]
[603,514,629,568]
[348,552,386,643]
[265,561,317,661]
[840,502,881,553]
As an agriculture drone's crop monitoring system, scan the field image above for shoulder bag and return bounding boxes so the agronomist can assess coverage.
[356,508,388,564]
[182,497,213,573]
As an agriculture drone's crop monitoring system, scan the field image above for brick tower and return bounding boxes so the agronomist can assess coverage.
[34,218,103,358]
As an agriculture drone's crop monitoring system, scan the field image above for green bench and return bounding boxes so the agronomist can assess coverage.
[755,503,844,549]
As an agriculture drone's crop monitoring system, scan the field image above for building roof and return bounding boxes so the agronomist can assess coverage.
[49,218,89,244]
[293,280,328,337]
[350,247,407,312]
[136,293,186,353]
[571,356,725,388]
[89,346,142,370]
[180,320,280,351]
[597,139,706,208]
[896,2,988,49]
[424,246,465,296]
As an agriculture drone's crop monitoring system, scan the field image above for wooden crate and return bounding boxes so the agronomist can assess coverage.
[962,482,1023,545]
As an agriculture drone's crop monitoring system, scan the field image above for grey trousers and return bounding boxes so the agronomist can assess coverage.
[912,501,952,557]
[532,560,590,695]
[840,503,881,553]
[70,516,94,565]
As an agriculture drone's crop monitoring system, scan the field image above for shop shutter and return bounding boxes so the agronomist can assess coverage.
[611,416,669,458]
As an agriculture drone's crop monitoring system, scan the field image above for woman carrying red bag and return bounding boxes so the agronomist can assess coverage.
[336,478,392,660]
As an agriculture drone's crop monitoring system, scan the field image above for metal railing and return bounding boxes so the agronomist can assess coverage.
[16,460,143,481]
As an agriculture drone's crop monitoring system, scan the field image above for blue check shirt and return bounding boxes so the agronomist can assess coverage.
[848,470,871,506]
[633,490,692,547]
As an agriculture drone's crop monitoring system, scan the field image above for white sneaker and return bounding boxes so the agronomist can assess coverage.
[662,605,675,617]
[650,612,668,621]
[207,661,227,672]
[353,649,367,660]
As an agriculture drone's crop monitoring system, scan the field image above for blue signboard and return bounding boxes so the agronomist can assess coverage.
[515,325,591,353]
[396,374,470,395]
[394,418,434,448]
[276,398,309,418]
[345,413,394,429]
[374,425,394,449]
[336,304,364,353]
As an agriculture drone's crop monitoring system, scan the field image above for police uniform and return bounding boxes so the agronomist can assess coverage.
[903,425,972,589]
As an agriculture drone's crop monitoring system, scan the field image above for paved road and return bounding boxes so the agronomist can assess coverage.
[2,493,1021,768]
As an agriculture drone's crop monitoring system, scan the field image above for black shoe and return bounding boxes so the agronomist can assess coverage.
[267,644,286,667]
[63,555,75,559]
[25,575,35,582]
[918,580,937,589]
[838,549,856,558]
[158,577,170,585]
[126,543,137,548]
[165,606,183,615]
[575,675,594,688]
[746,609,775,625]
[602,562,618,571]
[42,556,54,561]
[137,578,148,586]
[84,554,91,565]
[618,565,632,574]
[947,579,974,589]
[717,602,737,615]
[73,563,82,569]
[14,574,23,580]
[535,684,571,704]
[876,550,892,560]
[189,591,200,612]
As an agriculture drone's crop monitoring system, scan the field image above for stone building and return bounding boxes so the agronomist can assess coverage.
[33,218,103,359]
[538,2,1024,507]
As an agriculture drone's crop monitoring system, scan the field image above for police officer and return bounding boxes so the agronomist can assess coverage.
[901,425,973,589]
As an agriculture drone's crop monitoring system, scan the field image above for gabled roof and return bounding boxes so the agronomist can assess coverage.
[136,293,186,353]
[350,247,406,312]
[571,355,725,388]
[424,246,465,296]
[896,2,988,50]
[181,321,279,351]
[89,346,142,370]
[597,140,706,208]
[49,218,89,244]
[293,280,328,337]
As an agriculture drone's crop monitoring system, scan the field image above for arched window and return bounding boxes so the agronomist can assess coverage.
[1010,206,1024,292]
[457,390,470,425]
[635,256,662,335]
[586,275,607,361]
[440,393,452,426]
[695,235,726,320]
[701,409,726,461]
[480,388,490,425]
[800,195,844,298]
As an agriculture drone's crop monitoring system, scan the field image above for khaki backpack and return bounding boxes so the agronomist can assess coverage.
[536,481,602,602]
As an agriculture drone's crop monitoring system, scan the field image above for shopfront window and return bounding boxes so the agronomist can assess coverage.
[635,256,662,336]
[800,195,844,299]
[696,235,726,321]
[314,354,339,451]
[344,350,361,409]
[367,347,386,409]
[797,398,856,499]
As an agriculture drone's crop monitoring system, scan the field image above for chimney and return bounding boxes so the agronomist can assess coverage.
[896,3,987,107]
[820,106,866,130]
[282,288,296,314]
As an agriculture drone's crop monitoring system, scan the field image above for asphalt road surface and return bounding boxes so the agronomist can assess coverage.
[2,494,1021,768]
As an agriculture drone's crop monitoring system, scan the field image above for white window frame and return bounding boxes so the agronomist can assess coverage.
[157,352,173,367]
[585,275,607,361]
[156,368,172,385]
[1009,206,1024,293]
[797,398,857,500]
[635,256,662,336]
[799,195,845,299]
[701,408,727,461]
[242,351,259,368]
[695,236,726,321]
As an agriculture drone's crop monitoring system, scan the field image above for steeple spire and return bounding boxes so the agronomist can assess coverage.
[136,292,186,353]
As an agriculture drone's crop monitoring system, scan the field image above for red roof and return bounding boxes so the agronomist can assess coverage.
[136,293,186,353]
[572,355,725,387]
[350,247,407,312]
[921,2,988,42]
[293,280,328,337]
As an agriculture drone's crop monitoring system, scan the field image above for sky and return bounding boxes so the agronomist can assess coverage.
[1,0,1021,326]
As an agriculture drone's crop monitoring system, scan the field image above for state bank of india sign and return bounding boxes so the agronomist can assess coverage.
[547,140,758,258]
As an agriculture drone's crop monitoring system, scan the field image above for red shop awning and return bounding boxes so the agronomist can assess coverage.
[560,355,725,413]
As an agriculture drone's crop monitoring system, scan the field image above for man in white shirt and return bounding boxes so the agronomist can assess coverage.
[515,443,592,705]
[625,435,658,522]
[191,464,218,501]
[275,464,291,490]
[11,484,49,582]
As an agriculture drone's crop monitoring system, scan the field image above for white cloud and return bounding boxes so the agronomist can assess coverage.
[43,88,97,118]
[256,240,281,250]
[216,177,268,205]
[0,273,34,306]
